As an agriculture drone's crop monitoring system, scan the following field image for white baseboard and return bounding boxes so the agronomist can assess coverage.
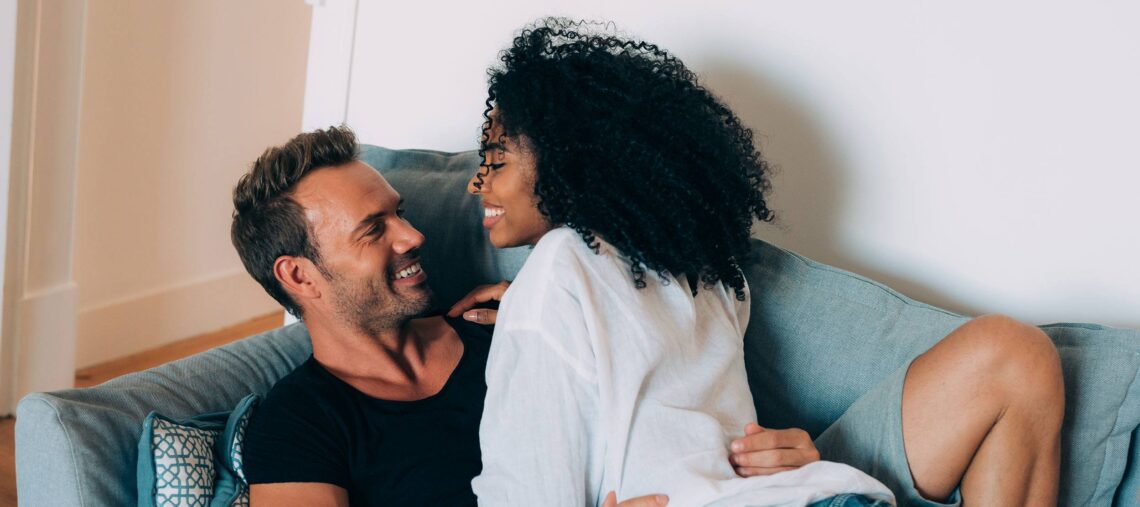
[76,270,281,368]
[13,282,79,401]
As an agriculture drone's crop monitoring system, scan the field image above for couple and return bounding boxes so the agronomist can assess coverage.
[232,19,1063,506]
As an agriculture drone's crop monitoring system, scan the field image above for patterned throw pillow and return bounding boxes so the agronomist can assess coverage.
[137,394,260,507]
[137,410,227,507]
[151,418,219,505]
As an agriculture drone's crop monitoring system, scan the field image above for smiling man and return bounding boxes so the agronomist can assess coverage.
[231,126,492,506]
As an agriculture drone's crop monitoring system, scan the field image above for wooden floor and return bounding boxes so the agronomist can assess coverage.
[0,311,283,507]
[0,418,13,507]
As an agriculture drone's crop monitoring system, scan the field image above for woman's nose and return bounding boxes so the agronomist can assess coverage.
[467,170,487,195]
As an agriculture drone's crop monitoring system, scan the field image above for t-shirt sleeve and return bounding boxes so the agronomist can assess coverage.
[243,380,351,489]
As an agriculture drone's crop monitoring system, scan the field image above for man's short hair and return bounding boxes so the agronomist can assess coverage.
[231,125,358,318]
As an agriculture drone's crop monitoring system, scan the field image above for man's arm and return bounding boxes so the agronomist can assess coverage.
[250,483,348,507]
[729,422,821,476]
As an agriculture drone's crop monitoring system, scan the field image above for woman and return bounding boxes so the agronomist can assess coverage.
[460,19,893,506]
[454,18,1063,507]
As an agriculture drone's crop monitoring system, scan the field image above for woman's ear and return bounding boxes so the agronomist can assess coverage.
[274,256,322,305]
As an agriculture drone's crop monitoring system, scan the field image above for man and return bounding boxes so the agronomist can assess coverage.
[232,127,707,506]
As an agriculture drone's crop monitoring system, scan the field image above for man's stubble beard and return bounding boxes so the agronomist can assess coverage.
[329,271,433,336]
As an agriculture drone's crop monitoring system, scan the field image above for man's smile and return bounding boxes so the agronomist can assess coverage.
[391,260,426,285]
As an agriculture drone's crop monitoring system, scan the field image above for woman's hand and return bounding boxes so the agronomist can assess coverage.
[446,281,510,324]
[729,423,820,476]
[603,491,669,507]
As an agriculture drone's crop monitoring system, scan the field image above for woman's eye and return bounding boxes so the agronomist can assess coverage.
[488,163,506,171]
[396,207,407,217]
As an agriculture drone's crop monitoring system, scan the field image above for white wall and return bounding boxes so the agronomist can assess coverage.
[72,0,312,367]
[321,1,1139,329]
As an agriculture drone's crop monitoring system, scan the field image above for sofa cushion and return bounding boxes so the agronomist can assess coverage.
[742,239,1140,506]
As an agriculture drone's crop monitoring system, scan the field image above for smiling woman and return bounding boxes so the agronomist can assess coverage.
[466,19,895,507]
[467,125,552,249]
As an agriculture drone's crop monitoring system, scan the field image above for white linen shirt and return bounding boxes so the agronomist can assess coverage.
[472,227,893,507]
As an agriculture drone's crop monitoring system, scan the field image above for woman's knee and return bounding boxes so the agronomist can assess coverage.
[955,314,1064,408]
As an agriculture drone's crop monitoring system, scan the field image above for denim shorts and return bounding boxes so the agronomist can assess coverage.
[808,493,895,507]
[813,362,962,507]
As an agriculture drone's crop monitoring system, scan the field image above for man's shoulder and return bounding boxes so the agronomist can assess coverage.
[244,357,354,489]
[255,357,339,421]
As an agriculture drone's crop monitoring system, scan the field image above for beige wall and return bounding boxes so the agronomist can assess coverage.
[73,0,311,367]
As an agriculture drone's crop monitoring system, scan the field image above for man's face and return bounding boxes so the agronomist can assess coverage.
[292,161,432,334]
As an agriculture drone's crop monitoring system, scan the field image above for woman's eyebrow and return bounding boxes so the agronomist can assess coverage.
[483,142,508,152]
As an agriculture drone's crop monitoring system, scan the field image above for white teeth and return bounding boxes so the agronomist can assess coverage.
[394,263,422,280]
[484,207,505,218]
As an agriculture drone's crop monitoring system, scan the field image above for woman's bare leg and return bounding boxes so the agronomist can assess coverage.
[902,315,1064,505]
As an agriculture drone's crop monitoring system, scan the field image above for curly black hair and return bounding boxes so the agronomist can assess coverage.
[477,18,773,300]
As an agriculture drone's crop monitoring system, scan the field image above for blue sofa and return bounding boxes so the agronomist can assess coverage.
[15,146,1140,506]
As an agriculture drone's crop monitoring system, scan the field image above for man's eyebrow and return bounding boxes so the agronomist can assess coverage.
[351,199,403,239]
[352,210,387,238]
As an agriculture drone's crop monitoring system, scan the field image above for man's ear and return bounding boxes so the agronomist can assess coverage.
[274,256,322,303]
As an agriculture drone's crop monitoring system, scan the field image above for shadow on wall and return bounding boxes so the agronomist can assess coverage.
[700,60,986,318]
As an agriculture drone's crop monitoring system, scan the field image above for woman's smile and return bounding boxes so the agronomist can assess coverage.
[482,204,505,229]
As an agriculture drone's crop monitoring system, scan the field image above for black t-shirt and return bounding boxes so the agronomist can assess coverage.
[244,317,492,506]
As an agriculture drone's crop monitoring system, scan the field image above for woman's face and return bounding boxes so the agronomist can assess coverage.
[466,124,553,248]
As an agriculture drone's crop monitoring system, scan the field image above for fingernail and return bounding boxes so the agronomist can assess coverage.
[656,495,669,505]
[464,311,479,322]
[731,441,742,452]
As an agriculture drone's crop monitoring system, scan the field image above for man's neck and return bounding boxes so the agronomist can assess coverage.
[306,314,464,401]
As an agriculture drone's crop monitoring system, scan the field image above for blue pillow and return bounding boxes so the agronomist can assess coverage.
[137,394,259,507]
[212,395,259,506]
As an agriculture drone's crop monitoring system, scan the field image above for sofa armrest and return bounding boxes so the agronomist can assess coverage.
[15,322,311,506]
